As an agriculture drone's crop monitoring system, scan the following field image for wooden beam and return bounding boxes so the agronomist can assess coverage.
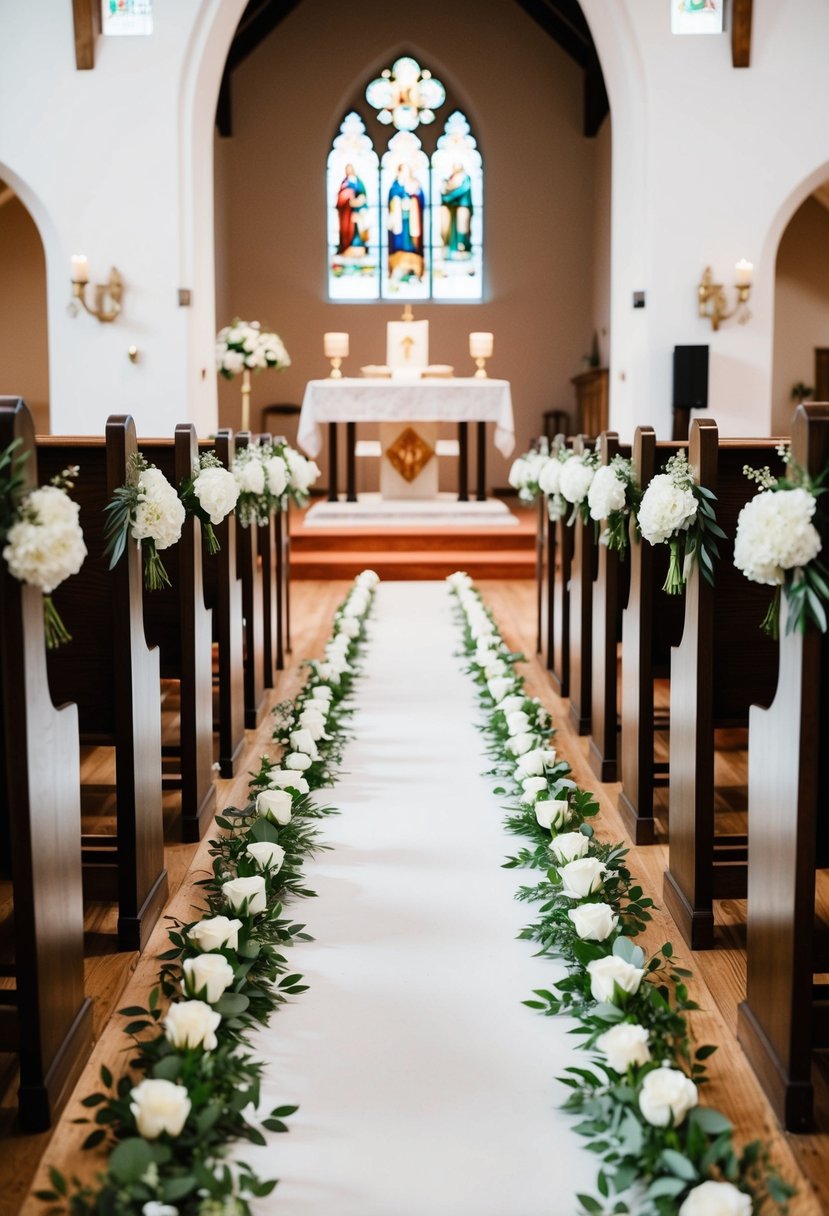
[732,0,753,68]
[225,0,301,73]
[216,71,233,139]
[584,45,609,137]
[72,0,100,71]
[514,0,590,68]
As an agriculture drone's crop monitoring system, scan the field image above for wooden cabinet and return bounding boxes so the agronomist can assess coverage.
[571,368,608,438]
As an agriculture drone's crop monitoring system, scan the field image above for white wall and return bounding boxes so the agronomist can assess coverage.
[771,196,829,435]
[582,0,829,441]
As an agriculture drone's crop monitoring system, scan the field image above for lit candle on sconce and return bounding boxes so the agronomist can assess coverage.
[70,253,90,284]
[469,331,493,378]
[324,331,349,378]
[735,258,753,289]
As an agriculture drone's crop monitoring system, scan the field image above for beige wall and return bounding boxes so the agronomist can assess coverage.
[0,189,49,432]
[214,0,605,487]
[772,195,829,437]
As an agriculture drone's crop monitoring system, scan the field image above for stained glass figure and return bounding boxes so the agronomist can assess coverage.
[431,112,483,300]
[327,113,380,300]
[381,131,431,301]
[101,0,153,35]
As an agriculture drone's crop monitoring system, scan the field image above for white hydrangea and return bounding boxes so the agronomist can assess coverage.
[284,447,320,496]
[131,467,185,550]
[559,457,595,505]
[508,451,548,502]
[537,456,564,497]
[733,487,821,585]
[233,451,266,495]
[192,465,239,525]
[264,454,288,498]
[3,485,87,594]
[588,464,627,522]
[637,472,697,545]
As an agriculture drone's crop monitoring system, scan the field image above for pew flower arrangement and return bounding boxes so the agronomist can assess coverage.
[587,455,639,553]
[538,446,574,522]
[559,446,600,524]
[37,570,379,1216]
[232,441,320,526]
[637,451,725,595]
[177,451,240,555]
[104,454,186,591]
[508,445,551,505]
[215,320,291,378]
[733,452,828,638]
[0,441,87,648]
[447,571,795,1216]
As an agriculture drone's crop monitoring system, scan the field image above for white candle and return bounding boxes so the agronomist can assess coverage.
[324,332,349,358]
[70,253,90,284]
[469,332,493,359]
[735,259,753,288]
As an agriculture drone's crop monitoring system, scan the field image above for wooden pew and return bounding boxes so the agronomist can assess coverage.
[198,432,245,778]
[234,432,267,729]
[588,432,631,781]
[617,432,686,844]
[257,432,288,684]
[0,398,93,1131]
[141,427,216,842]
[40,418,168,952]
[662,419,782,949]
[548,437,573,695]
[567,435,598,734]
[737,402,829,1132]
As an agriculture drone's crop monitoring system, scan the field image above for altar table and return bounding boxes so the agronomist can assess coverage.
[298,378,516,503]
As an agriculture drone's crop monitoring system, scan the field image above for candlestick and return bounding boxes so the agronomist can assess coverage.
[735,258,753,288]
[469,331,493,378]
[70,254,90,284]
[241,368,252,431]
[324,332,349,378]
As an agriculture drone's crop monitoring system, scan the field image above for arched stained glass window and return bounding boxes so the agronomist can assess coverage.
[326,60,483,303]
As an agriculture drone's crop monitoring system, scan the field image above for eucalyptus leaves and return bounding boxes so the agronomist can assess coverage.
[448,572,794,1216]
[104,453,185,591]
[37,571,378,1216]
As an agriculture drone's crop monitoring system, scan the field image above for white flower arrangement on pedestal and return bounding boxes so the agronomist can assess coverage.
[104,453,185,590]
[215,320,291,378]
[587,454,639,553]
[446,571,794,1216]
[636,451,725,595]
[0,442,87,648]
[734,452,828,637]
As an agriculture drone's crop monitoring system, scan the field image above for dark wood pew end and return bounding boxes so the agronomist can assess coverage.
[118,868,169,953]
[182,785,217,844]
[663,869,714,950]
[737,999,814,1133]
[588,738,617,784]
[17,997,94,1133]
[617,789,656,846]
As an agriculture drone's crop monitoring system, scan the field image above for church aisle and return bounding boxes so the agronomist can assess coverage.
[242,581,595,1215]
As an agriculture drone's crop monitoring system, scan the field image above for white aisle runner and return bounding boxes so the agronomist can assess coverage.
[246,582,595,1215]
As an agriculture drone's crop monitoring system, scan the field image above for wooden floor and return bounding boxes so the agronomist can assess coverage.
[4,579,828,1214]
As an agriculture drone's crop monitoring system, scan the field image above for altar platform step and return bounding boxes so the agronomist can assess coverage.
[289,498,537,580]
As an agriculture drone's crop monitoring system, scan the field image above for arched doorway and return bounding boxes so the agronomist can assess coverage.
[0,180,49,431]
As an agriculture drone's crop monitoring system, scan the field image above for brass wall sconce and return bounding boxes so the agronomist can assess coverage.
[698,260,752,331]
[70,255,123,323]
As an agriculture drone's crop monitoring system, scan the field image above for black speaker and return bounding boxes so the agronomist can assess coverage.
[673,345,709,410]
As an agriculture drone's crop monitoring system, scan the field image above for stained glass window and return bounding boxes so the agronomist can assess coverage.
[327,62,483,303]
[102,0,153,35]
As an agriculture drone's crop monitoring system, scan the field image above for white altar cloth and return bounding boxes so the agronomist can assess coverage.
[297,377,516,460]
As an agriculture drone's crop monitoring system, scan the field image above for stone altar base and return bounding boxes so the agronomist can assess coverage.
[303,493,519,529]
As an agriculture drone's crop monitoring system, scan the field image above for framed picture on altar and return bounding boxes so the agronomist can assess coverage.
[386,319,429,371]
[671,0,723,34]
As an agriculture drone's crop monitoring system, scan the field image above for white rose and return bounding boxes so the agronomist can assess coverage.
[264,455,288,497]
[487,676,515,703]
[355,568,379,585]
[559,457,595,505]
[586,955,645,1003]
[337,616,361,638]
[222,350,245,375]
[284,751,312,771]
[143,1204,180,1216]
[187,915,241,953]
[520,775,549,804]
[484,659,508,680]
[182,953,235,1003]
[506,710,531,735]
[595,1022,651,1073]
[309,685,334,702]
[246,840,285,871]
[558,857,606,898]
[549,831,590,863]
[163,999,222,1050]
[297,709,327,740]
[507,731,537,756]
[129,1078,191,1139]
[679,1181,752,1216]
[256,789,292,825]
[498,694,527,715]
[289,728,319,758]
[588,464,628,522]
[639,1064,699,1127]
[234,456,265,496]
[222,875,267,915]
[568,902,619,941]
[537,456,563,497]
[266,770,310,795]
[535,799,572,831]
[192,465,239,525]
[447,571,472,589]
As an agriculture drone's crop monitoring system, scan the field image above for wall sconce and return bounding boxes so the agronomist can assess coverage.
[70,255,123,323]
[469,332,493,378]
[324,331,349,378]
[698,260,752,331]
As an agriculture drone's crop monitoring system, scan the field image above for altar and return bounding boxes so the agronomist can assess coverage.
[297,377,515,503]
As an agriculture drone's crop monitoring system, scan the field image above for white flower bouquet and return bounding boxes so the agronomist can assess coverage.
[734,452,828,637]
[508,445,551,505]
[636,451,724,594]
[215,320,290,379]
[178,451,240,555]
[587,455,639,553]
[538,448,572,522]
[558,446,599,523]
[232,441,320,526]
[0,442,87,648]
[104,453,185,590]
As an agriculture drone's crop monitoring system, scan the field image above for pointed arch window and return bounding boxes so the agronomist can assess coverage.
[326,60,483,302]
